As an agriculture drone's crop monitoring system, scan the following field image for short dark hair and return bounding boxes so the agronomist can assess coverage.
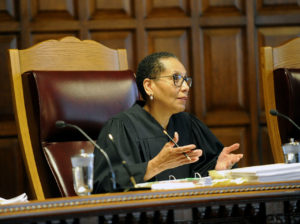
[136,52,177,100]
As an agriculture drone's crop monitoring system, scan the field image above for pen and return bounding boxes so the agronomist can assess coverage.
[163,130,192,161]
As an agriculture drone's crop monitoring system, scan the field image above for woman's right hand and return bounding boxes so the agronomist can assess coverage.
[143,132,202,181]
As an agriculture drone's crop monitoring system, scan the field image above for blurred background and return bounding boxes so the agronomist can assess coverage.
[0,0,299,198]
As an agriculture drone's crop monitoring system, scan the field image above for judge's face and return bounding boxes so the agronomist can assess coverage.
[151,57,190,114]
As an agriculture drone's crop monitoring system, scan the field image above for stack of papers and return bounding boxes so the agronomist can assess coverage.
[135,177,212,190]
[135,163,300,190]
[0,193,28,205]
[210,163,300,183]
[230,163,300,182]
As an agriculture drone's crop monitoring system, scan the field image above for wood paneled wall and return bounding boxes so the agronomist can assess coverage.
[0,0,299,198]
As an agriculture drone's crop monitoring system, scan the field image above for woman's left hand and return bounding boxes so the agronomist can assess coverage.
[215,143,243,170]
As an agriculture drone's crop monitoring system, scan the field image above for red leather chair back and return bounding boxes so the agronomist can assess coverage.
[274,68,300,144]
[22,70,138,197]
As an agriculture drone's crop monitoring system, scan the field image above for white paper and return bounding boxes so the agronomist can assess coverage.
[211,163,300,183]
[0,193,28,205]
[151,182,195,190]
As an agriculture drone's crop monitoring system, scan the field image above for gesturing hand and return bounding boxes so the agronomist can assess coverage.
[144,132,202,181]
[215,143,243,170]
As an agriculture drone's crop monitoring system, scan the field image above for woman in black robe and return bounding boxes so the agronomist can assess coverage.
[93,52,243,193]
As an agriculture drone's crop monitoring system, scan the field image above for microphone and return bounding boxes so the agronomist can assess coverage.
[108,134,137,188]
[55,120,117,191]
[269,109,300,131]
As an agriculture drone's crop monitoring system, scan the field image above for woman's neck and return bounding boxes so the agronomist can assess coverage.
[143,103,171,129]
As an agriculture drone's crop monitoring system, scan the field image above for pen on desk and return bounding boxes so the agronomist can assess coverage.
[163,130,192,161]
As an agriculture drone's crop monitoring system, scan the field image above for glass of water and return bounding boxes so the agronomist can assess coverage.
[282,138,300,164]
[71,149,94,196]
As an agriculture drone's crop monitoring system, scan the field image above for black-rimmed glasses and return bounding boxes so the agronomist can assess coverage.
[149,74,192,87]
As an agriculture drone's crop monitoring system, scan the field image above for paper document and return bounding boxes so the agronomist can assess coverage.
[135,176,212,190]
[210,163,300,183]
[0,193,28,205]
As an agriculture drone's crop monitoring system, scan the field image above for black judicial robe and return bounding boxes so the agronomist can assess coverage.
[93,101,223,193]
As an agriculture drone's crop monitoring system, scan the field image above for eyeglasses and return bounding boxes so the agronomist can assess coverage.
[149,74,192,88]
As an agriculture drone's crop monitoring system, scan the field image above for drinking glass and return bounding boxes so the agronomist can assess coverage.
[71,149,94,196]
[282,138,300,164]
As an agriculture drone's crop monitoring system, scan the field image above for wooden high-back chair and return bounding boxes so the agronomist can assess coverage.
[260,37,300,163]
[9,36,138,200]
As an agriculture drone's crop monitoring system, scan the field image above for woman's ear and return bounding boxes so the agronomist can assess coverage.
[143,78,153,96]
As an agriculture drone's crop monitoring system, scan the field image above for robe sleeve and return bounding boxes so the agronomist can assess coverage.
[93,117,148,193]
[189,114,224,177]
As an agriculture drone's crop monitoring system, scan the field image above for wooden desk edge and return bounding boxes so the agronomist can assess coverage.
[1,180,300,223]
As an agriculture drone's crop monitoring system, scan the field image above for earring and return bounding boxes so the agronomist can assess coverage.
[150,94,153,100]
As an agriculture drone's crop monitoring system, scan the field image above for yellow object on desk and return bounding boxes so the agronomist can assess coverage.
[211,178,247,187]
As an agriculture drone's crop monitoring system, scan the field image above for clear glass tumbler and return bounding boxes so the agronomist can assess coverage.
[71,149,94,196]
[282,138,300,164]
